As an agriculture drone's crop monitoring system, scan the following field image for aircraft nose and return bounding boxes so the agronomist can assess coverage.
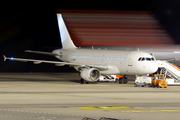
[149,62,158,73]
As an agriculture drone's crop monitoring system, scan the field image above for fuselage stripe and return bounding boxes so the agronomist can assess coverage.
[72,55,127,60]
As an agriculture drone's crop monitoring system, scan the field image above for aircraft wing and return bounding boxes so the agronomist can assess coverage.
[25,50,60,56]
[3,55,108,70]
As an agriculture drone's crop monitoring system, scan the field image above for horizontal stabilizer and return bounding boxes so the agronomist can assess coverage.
[25,50,60,56]
[3,55,7,61]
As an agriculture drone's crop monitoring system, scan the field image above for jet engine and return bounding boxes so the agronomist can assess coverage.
[80,68,100,82]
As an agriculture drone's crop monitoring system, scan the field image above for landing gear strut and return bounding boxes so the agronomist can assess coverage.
[80,78,89,84]
[118,76,128,84]
[123,76,128,84]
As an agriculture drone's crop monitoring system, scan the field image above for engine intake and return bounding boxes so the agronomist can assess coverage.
[80,68,100,82]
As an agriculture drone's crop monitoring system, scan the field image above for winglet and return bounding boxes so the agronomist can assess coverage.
[3,55,7,61]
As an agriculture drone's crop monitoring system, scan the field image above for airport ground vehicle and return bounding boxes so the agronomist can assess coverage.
[98,75,120,82]
[151,74,167,88]
[103,75,128,84]
[81,75,122,84]
[134,76,151,87]
[98,75,124,84]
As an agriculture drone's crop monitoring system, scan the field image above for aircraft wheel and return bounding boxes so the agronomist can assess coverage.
[123,77,128,84]
[85,81,89,84]
[82,117,92,120]
[134,83,137,87]
[80,78,85,84]
[99,117,106,120]
[119,78,122,84]
[142,86,144,87]
[115,78,119,83]
[157,84,159,88]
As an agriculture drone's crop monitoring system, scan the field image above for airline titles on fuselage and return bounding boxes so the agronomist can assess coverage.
[71,55,128,60]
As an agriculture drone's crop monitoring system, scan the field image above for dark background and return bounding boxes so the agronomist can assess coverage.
[0,0,180,72]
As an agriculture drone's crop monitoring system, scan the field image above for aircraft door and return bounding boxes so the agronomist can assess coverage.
[128,53,135,66]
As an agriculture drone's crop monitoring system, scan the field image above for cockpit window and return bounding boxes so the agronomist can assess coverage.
[138,57,155,61]
[151,58,154,61]
[142,57,145,61]
[138,57,142,61]
[145,58,151,61]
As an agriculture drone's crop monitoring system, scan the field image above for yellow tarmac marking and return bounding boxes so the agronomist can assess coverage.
[110,110,180,112]
[67,106,142,109]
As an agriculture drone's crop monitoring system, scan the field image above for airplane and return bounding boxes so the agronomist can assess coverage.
[3,14,158,84]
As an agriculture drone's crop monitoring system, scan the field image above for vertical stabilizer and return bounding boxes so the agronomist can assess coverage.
[57,14,77,49]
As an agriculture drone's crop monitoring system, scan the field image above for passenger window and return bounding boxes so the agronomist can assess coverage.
[151,58,154,61]
[138,57,141,61]
[142,58,145,61]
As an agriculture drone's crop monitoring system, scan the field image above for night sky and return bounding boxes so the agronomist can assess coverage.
[0,1,180,72]
[0,9,62,72]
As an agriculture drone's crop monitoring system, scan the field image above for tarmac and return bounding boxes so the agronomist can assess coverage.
[0,73,180,120]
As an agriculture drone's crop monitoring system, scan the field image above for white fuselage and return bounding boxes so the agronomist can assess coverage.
[4,14,158,80]
[53,48,158,75]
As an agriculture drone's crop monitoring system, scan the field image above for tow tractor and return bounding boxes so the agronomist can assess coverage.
[151,74,167,88]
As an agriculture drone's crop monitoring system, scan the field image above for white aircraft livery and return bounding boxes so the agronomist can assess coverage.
[3,14,158,84]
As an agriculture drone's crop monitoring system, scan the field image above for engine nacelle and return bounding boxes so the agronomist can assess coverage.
[80,68,100,82]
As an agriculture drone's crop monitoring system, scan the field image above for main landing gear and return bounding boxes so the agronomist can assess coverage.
[80,78,89,84]
[117,76,128,84]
